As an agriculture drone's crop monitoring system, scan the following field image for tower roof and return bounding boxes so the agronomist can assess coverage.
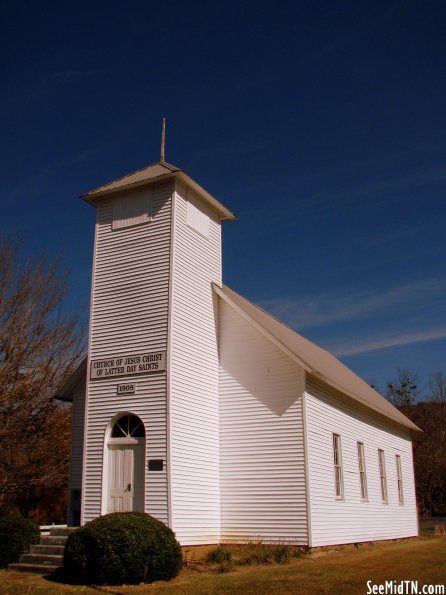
[81,160,236,221]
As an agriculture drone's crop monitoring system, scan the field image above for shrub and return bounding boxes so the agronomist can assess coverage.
[63,512,182,585]
[238,543,300,565]
[206,547,232,564]
[0,516,40,568]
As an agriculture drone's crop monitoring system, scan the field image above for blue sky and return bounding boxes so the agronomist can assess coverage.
[1,0,445,394]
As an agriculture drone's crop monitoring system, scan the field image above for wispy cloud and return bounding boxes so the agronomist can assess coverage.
[299,164,446,211]
[319,135,446,180]
[260,277,446,330]
[333,327,446,357]
[235,163,446,241]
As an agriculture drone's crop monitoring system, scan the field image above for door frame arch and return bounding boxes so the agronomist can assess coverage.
[101,412,146,515]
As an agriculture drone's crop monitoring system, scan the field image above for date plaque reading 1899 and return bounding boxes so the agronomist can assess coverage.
[90,351,166,380]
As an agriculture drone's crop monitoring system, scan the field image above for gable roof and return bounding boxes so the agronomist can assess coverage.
[81,160,236,221]
[213,283,420,432]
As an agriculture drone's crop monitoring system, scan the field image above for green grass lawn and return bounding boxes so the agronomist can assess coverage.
[0,536,445,594]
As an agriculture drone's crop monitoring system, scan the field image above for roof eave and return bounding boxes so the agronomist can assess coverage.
[54,358,87,403]
[80,171,177,206]
[309,371,422,432]
[213,282,313,372]
[176,171,236,221]
[80,169,236,221]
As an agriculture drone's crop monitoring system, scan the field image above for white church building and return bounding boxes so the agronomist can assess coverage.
[57,158,419,547]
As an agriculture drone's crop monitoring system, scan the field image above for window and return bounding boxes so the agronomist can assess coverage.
[396,455,404,504]
[357,442,368,500]
[378,449,388,502]
[332,434,344,498]
[111,415,145,438]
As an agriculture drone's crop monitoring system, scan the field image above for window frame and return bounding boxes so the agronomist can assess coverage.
[332,433,344,499]
[396,454,404,504]
[111,414,145,439]
[357,441,368,501]
[378,449,388,503]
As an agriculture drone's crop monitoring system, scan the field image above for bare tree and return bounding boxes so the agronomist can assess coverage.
[0,238,85,519]
[428,372,446,404]
[386,369,419,409]
[386,369,446,517]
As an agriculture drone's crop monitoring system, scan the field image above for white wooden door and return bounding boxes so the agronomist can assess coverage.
[107,445,144,513]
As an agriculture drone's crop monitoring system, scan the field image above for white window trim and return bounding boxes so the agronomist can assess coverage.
[396,454,404,505]
[357,441,368,501]
[378,449,388,503]
[332,433,344,500]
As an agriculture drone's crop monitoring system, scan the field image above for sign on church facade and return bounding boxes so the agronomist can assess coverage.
[90,351,166,379]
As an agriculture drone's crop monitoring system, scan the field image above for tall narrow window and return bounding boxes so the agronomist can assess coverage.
[396,455,404,504]
[357,442,368,500]
[332,434,344,498]
[378,449,388,502]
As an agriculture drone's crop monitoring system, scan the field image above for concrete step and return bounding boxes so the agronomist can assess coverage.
[19,553,63,566]
[8,562,61,574]
[7,525,78,574]
[30,544,65,555]
[49,527,77,537]
[40,535,68,546]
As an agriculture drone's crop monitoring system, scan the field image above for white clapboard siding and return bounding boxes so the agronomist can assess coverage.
[112,187,151,230]
[69,384,85,491]
[169,182,222,544]
[82,182,172,525]
[305,377,418,547]
[219,300,308,545]
[186,199,209,237]
[68,383,86,524]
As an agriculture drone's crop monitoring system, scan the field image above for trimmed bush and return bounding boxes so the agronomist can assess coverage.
[0,516,40,568]
[63,512,182,585]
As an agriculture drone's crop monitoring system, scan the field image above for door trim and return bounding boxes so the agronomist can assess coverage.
[101,412,146,515]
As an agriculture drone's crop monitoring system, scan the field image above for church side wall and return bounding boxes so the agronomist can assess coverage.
[68,383,85,525]
[219,301,308,544]
[168,182,222,544]
[305,377,418,546]
[82,182,172,525]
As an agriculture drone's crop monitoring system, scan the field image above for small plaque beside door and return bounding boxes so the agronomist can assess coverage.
[147,459,163,471]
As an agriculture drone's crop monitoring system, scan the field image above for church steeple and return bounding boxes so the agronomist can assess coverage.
[160,117,166,163]
[78,132,234,534]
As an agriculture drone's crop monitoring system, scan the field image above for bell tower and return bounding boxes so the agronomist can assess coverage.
[78,152,235,544]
